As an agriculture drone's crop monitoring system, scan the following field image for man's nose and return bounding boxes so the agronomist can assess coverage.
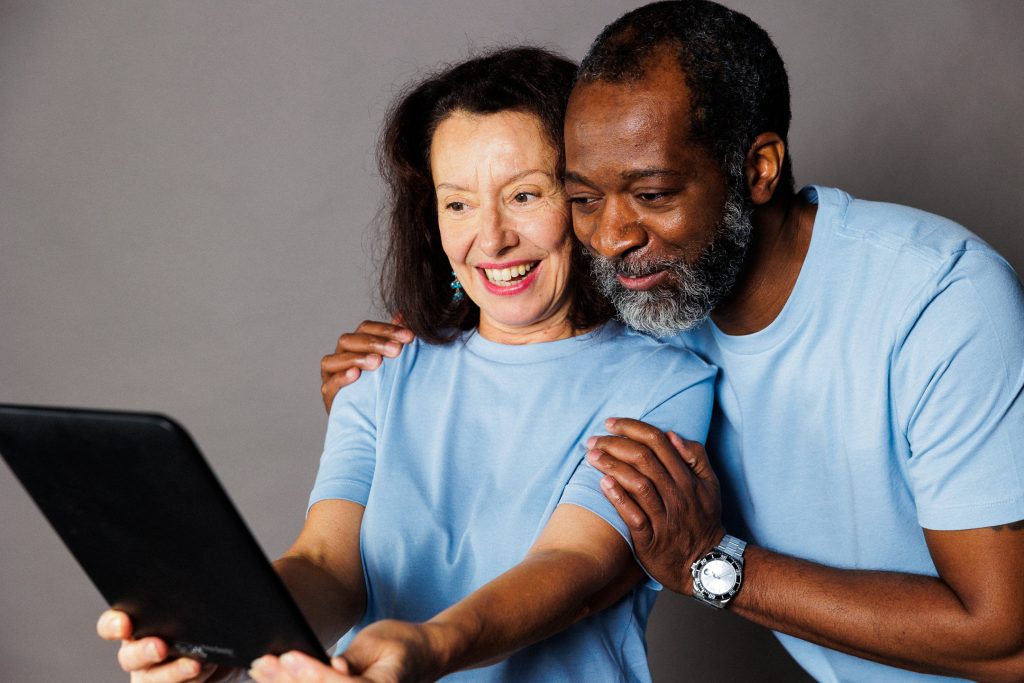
[478,205,519,255]
[588,196,647,258]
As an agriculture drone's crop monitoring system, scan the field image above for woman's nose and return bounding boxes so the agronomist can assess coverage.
[477,205,519,256]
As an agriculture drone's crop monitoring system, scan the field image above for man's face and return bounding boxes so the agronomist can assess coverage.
[563,56,752,335]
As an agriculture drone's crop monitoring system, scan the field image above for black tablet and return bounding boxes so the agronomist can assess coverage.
[0,404,328,668]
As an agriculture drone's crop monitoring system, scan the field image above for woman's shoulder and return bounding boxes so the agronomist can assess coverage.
[593,322,717,383]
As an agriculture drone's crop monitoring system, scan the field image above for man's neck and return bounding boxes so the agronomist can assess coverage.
[711,191,816,336]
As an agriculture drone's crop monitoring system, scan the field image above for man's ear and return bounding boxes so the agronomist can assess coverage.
[744,132,786,206]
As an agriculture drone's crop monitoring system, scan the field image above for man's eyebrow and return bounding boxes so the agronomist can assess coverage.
[622,169,684,181]
[435,168,552,193]
[562,169,684,187]
[562,171,593,187]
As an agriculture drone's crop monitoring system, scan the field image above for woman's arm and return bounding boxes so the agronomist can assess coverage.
[418,504,637,674]
[97,499,366,682]
[249,504,639,682]
[274,499,367,648]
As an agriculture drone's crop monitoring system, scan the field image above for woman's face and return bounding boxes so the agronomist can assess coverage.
[431,110,576,343]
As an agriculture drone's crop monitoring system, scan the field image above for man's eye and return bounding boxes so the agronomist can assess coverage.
[637,192,668,202]
[569,197,598,212]
[446,201,466,212]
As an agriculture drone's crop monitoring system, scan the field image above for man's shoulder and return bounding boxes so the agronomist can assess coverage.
[815,185,1005,271]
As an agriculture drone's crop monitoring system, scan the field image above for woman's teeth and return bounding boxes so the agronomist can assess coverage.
[483,262,536,285]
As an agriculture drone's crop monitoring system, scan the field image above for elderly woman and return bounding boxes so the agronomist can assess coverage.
[98,47,714,682]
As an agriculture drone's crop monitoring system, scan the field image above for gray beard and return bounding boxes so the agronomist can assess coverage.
[588,189,753,337]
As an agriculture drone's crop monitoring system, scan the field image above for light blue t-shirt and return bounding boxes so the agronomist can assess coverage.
[310,321,715,682]
[672,186,1024,682]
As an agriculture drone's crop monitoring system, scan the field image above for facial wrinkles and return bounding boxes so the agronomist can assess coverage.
[431,110,577,342]
[589,186,753,336]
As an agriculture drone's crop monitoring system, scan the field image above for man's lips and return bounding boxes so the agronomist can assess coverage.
[617,270,670,291]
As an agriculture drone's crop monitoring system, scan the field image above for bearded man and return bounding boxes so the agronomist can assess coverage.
[317,2,1024,681]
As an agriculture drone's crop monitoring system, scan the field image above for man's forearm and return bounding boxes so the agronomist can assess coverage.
[423,548,632,676]
[732,546,1024,682]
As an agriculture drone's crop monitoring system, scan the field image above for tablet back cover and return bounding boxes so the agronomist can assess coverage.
[0,404,327,668]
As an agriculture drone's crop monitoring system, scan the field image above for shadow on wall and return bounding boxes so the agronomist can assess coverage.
[647,591,814,682]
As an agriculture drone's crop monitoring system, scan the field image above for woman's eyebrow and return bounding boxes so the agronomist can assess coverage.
[436,168,553,192]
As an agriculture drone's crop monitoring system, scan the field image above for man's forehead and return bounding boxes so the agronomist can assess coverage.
[566,61,692,144]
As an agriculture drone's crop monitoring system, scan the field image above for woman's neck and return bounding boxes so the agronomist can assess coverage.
[477,307,589,345]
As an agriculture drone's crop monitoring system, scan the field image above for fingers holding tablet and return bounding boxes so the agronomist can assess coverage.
[97,610,219,682]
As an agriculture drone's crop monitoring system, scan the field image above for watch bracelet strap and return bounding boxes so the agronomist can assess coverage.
[716,534,747,561]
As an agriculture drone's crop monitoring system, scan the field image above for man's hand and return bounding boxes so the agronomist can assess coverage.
[320,318,413,413]
[586,418,725,595]
[250,621,441,683]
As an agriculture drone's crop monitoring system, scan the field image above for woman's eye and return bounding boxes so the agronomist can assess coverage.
[446,201,466,212]
[513,192,535,204]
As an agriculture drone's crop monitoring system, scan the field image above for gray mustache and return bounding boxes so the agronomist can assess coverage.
[590,256,677,280]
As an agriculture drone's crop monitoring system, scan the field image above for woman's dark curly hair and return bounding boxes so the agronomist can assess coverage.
[377,46,613,344]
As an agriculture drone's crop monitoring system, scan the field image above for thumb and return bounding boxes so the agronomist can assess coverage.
[331,656,353,675]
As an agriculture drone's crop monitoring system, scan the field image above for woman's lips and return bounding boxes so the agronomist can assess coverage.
[477,261,542,296]
[617,269,670,291]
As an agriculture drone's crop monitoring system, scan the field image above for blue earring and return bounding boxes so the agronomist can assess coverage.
[450,271,464,303]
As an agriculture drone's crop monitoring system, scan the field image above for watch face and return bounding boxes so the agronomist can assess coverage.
[699,558,737,595]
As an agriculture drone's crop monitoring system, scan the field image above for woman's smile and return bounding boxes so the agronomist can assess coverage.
[431,109,576,343]
[478,260,542,295]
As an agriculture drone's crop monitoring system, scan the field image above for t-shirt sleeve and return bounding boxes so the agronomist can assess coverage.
[894,249,1024,530]
[558,351,717,553]
[307,366,380,512]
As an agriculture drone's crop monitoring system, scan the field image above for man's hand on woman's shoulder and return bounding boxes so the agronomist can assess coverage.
[320,318,414,413]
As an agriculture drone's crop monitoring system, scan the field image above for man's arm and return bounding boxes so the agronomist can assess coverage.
[587,419,1024,683]
[252,504,641,683]
[320,319,413,413]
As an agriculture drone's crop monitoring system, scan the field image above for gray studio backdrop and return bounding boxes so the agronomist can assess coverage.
[2,1,1022,681]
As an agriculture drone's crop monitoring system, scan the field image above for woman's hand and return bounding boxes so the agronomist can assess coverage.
[96,610,228,682]
[250,620,441,683]
[320,318,413,413]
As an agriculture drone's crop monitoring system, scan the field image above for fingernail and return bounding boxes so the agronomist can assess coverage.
[384,342,400,355]
[104,612,123,631]
[601,475,615,489]
[585,436,597,449]
[586,449,601,464]
[180,658,201,676]
[147,642,160,659]
[250,656,274,675]
[345,367,359,378]
[280,652,303,672]
[250,656,278,682]
[605,418,617,429]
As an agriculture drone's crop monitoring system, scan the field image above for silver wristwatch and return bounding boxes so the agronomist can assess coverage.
[691,534,746,608]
